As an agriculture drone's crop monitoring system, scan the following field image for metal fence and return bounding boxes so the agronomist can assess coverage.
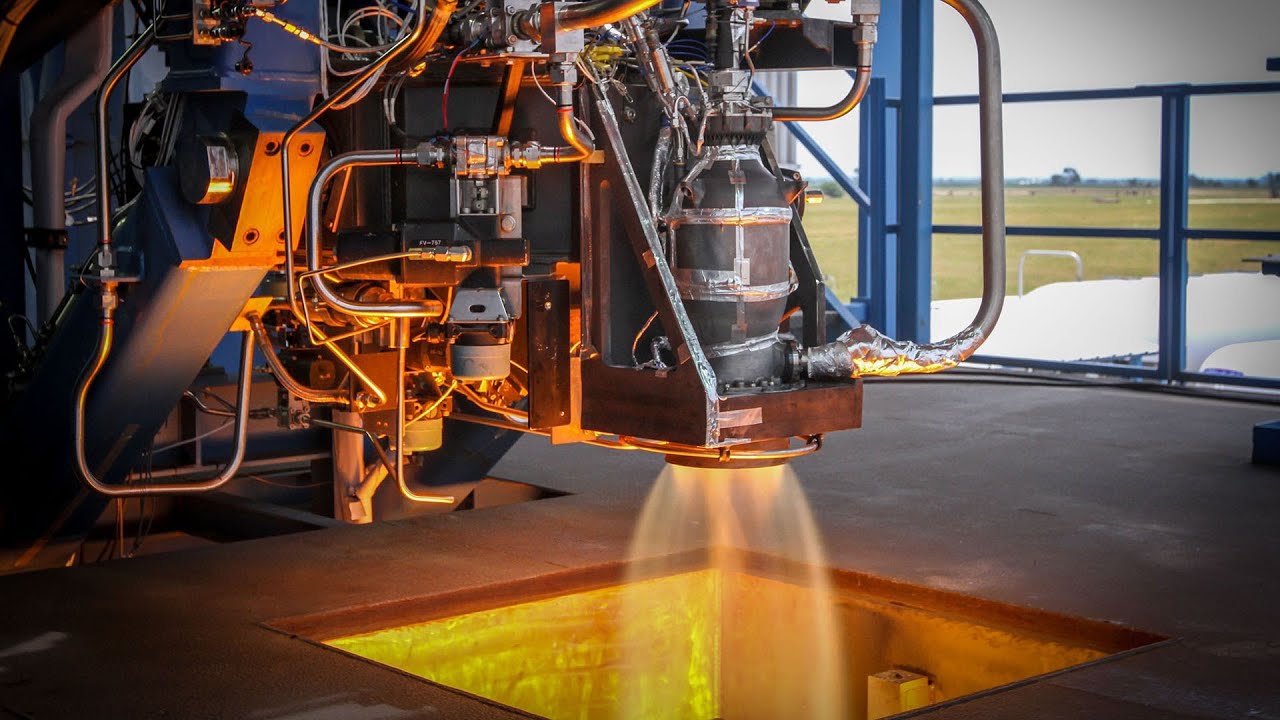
[777,76,1280,390]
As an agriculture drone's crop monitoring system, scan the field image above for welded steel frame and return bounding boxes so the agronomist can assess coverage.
[577,86,863,447]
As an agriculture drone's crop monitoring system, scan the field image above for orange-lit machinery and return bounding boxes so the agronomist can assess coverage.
[0,0,1003,541]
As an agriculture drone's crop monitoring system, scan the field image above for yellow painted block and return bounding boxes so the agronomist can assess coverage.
[867,669,931,719]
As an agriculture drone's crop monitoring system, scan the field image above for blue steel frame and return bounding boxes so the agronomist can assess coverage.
[777,72,1280,390]
[929,82,1280,390]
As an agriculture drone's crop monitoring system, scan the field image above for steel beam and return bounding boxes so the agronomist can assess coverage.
[896,0,934,343]
[1157,91,1190,382]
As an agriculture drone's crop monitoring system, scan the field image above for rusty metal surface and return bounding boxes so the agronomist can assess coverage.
[525,278,571,430]
[717,380,862,442]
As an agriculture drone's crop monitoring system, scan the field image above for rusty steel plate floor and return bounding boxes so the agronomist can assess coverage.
[1,377,1278,719]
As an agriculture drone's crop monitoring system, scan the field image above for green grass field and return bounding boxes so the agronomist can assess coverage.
[803,185,1280,301]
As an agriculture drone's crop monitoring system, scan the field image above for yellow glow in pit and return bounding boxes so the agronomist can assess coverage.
[325,565,1113,720]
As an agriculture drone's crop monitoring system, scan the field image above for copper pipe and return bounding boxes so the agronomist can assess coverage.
[619,435,822,461]
[556,0,664,31]
[394,324,455,504]
[546,108,595,163]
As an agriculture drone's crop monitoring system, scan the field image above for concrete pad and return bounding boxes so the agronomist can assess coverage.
[0,378,1277,718]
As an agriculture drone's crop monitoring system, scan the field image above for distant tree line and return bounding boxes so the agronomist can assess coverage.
[830,168,1280,195]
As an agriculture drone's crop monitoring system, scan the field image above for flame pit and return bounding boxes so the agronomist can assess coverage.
[274,466,1163,720]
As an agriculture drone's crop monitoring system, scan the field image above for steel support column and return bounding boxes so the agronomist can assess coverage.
[897,0,934,343]
[1157,90,1190,381]
[859,78,892,332]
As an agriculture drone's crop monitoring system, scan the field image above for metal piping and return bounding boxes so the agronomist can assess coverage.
[30,8,110,323]
[546,107,595,163]
[247,313,347,404]
[74,328,256,496]
[394,324,455,504]
[805,0,1004,378]
[280,0,454,322]
[95,23,155,252]
[772,67,870,123]
[555,0,664,32]
[305,149,446,318]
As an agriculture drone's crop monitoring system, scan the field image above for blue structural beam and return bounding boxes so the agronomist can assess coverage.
[932,224,1161,239]
[896,0,933,343]
[859,78,891,331]
[1157,90,1190,382]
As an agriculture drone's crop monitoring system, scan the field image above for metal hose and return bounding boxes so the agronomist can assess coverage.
[805,0,1005,378]
[74,325,256,497]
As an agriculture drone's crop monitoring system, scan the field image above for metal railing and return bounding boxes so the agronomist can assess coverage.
[1018,250,1083,298]
[780,76,1280,391]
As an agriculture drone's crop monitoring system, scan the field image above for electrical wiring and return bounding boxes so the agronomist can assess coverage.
[255,8,393,54]
[747,21,775,53]
[151,420,234,454]
[442,38,483,129]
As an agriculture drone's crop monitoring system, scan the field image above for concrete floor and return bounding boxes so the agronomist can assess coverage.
[1,377,1278,719]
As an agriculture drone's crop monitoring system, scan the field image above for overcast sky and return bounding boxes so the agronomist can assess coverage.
[791,0,1280,180]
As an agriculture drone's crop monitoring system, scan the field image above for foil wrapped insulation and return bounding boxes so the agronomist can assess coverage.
[805,324,987,379]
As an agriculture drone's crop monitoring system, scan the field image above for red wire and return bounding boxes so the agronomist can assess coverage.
[442,41,481,129]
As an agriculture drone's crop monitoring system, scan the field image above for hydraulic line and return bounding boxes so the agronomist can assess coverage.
[95,23,155,254]
[393,321,455,504]
[277,0,455,407]
[772,68,870,123]
[305,149,445,319]
[247,313,347,404]
[74,325,256,497]
[547,107,595,162]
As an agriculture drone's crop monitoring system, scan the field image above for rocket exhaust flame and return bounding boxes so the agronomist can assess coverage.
[620,464,848,719]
